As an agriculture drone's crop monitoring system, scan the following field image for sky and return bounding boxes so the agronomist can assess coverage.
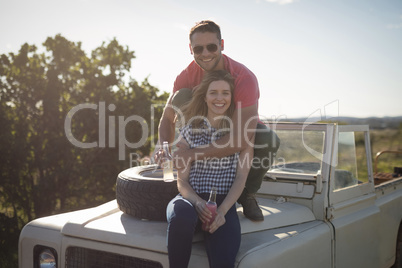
[1,0,401,120]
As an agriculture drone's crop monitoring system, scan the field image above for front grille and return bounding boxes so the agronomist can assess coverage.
[65,247,163,268]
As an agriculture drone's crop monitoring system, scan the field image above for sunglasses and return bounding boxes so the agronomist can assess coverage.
[192,44,218,54]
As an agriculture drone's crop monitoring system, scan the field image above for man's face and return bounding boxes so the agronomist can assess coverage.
[190,32,224,72]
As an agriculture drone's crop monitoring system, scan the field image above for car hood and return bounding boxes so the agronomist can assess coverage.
[57,198,315,253]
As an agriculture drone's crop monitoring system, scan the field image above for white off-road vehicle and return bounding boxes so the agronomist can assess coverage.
[19,123,402,267]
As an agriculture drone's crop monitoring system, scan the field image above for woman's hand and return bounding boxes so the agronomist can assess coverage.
[195,200,225,233]
[195,199,211,224]
[208,209,226,234]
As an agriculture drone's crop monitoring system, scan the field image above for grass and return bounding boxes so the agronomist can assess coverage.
[369,128,402,174]
[353,128,401,182]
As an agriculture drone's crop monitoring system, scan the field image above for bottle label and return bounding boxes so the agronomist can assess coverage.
[163,160,174,182]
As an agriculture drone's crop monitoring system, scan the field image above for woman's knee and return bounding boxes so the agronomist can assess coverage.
[167,197,198,229]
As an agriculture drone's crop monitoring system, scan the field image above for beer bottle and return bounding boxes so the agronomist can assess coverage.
[162,141,174,182]
[202,187,217,232]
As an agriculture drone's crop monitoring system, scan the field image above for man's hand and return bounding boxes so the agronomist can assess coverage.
[153,148,165,166]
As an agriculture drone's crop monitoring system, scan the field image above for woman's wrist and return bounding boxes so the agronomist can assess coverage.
[217,206,228,217]
[194,196,206,206]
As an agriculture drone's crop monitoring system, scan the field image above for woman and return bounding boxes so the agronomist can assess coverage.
[166,70,253,268]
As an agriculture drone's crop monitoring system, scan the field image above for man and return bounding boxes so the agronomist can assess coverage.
[156,20,279,221]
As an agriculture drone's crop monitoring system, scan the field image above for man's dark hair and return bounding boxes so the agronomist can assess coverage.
[189,20,222,42]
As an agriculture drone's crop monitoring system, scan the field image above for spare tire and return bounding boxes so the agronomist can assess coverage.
[116,164,179,221]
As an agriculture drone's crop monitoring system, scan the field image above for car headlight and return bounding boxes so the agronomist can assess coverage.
[34,245,57,268]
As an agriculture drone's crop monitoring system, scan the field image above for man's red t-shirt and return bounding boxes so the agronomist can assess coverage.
[173,55,259,111]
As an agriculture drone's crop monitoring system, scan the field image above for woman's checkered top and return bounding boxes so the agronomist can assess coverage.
[180,120,239,195]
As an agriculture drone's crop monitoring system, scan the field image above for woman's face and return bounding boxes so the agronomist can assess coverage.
[204,80,232,119]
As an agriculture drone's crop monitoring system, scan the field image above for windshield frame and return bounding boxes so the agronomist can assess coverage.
[264,122,335,183]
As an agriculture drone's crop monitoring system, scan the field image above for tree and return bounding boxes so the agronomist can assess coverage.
[0,35,168,266]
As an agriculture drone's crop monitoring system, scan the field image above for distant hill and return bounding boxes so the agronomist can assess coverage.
[275,116,402,129]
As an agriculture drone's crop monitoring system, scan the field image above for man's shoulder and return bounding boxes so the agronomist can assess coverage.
[177,61,204,81]
[182,60,202,74]
[224,55,257,79]
[174,61,203,92]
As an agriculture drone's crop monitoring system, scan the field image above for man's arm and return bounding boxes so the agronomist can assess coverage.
[175,104,258,166]
[154,95,176,162]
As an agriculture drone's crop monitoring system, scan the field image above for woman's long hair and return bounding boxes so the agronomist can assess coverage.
[179,70,235,130]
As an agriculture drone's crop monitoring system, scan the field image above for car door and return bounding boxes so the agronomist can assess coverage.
[327,125,380,268]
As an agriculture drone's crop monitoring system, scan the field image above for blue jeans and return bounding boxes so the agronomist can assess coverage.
[166,194,241,268]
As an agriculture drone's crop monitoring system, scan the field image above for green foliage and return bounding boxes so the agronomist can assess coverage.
[0,35,167,266]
